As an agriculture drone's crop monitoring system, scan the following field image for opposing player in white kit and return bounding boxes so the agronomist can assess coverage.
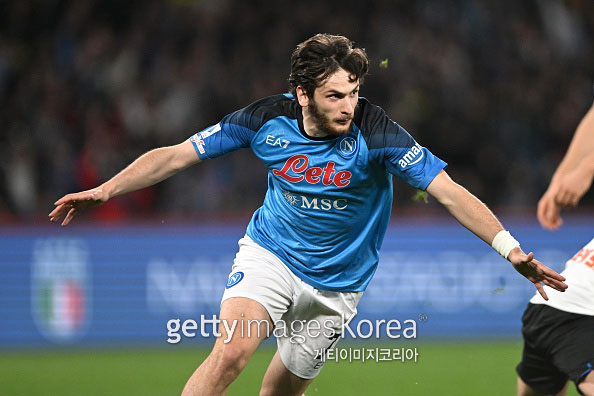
[517,103,594,396]
[49,34,568,396]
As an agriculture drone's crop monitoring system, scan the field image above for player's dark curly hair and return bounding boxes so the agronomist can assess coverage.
[289,34,369,98]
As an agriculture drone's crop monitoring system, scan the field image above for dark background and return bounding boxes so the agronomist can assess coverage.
[1,0,592,223]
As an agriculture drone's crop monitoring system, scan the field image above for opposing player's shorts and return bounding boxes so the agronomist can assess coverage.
[222,235,362,379]
[516,303,594,395]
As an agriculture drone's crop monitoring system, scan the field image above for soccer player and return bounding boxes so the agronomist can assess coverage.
[517,102,594,396]
[49,34,567,396]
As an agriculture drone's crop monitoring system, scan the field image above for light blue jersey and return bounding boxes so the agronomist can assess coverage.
[190,94,447,292]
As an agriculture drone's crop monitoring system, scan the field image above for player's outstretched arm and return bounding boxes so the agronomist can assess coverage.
[538,104,594,230]
[426,170,567,300]
[49,139,200,226]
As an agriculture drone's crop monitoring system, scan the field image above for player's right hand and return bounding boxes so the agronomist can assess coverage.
[49,188,108,226]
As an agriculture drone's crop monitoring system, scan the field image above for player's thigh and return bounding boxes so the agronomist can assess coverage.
[276,286,362,380]
[516,304,570,395]
[211,297,273,365]
[260,350,312,396]
[550,313,594,393]
[222,235,295,324]
[518,304,594,396]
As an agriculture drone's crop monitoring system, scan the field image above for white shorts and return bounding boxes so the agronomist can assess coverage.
[222,235,362,379]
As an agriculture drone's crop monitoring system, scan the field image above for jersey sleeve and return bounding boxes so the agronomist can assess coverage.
[189,95,292,160]
[188,103,264,160]
[361,102,447,190]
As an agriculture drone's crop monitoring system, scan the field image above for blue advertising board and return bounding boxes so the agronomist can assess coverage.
[0,219,591,347]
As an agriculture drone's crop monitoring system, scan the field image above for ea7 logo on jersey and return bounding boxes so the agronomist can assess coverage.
[273,155,352,187]
[266,134,290,148]
[398,143,424,169]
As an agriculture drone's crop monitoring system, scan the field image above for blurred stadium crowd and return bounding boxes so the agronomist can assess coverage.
[0,0,592,222]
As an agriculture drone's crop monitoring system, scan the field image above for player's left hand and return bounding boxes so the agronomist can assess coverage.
[508,248,567,300]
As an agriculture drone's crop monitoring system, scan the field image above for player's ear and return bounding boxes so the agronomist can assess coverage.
[296,86,310,107]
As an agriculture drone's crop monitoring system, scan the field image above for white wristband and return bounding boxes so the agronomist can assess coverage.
[491,230,520,259]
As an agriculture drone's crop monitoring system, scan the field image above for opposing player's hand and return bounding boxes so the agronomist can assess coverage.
[538,166,593,230]
[508,248,567,300]
[49,188,108,226]
[552,166,592,208]
[537,192,563,230]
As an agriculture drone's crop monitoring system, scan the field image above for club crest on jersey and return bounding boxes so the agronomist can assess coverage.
[273,155,352,187]
[336,136,357,159]
[226,272,244,288]
[398,143,424,169]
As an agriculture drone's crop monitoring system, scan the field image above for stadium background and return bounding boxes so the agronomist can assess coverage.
[1,0,593,394]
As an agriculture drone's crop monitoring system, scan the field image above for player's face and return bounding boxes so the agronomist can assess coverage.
[308,69,359,137]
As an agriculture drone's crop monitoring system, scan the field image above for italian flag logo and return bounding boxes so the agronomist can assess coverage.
[32,239,90,342]
[39,280,85,335]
